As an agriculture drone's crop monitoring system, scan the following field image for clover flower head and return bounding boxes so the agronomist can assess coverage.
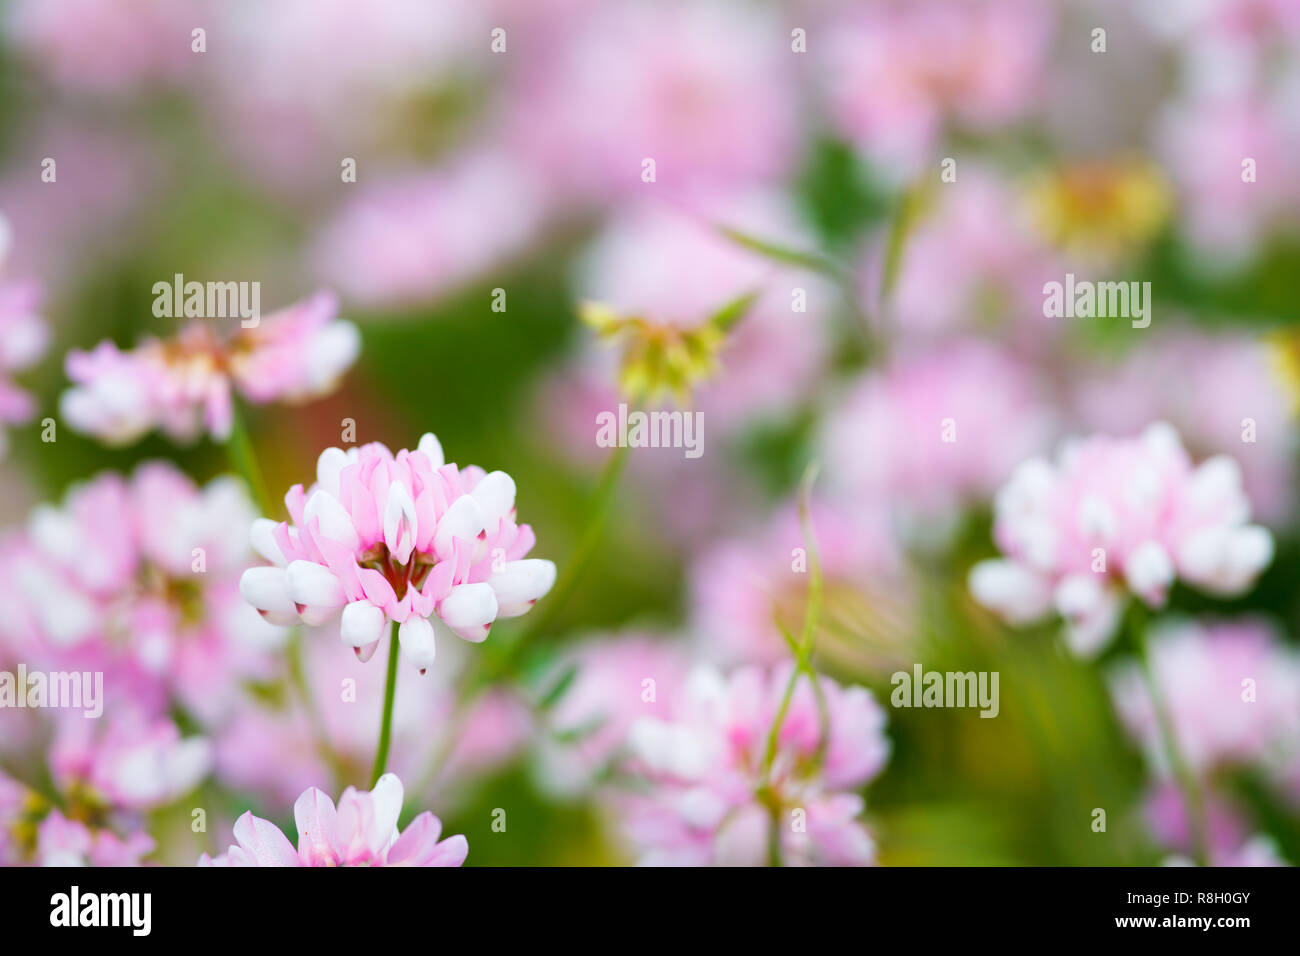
[621,664,889,866]
[239,434,556,672]
[970,423,1274,656]
[199,773,466,867]
[60,290,359,445]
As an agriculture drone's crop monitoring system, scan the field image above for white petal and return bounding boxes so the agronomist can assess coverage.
[1124,541,1174,604]
[340,600,388,648]
[239,566,295,617]
[469,471,517,527]
[433,494,485,558]
[437,582,498,642]
[249,518,287,567]
[488,559,556,617]
[382,483,418,565]
[303,490,360,551]
[418,433,445,468]
[286,560,346,614]
[968,560,1051,623]
[316,447,350,499]
[397,616,437,671]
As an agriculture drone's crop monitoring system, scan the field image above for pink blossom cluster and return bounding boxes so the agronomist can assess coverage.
[200,774,466,867]
[0,462,284,721]
[970,424,1274,655]
[619,664,889,866]
[60,290,359,444]
[238,436,555,672]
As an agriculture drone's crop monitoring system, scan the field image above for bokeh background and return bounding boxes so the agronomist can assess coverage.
[2,0,1299,866]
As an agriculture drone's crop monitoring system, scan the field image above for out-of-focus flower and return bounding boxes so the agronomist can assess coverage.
[35,811,155,867]
[530,634,691,799]
[50,707,212,811]
[209,0,487,187]
[4,0,196,95]
[690,499,910,671]
[312,148,547,310]
[1145,783,1290,867]
[0,215,48,458]
[1073,331,1295,522]
[823,341,1055,534]
[619,664,889,866]
[0,462,284,721]
[822,0,1053,178]
[199,773,466,867]
[503,0,798,203]
[1109,620,1300,778]
[1025,157,1173,264]
[865,170,1060,341]
[575,195,830,414]
[60,290,358,445]
[970,423,1275,656]
[239,436,555,672]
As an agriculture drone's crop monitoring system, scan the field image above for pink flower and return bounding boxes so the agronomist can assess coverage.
[689,498,908,668]
[60,290,358,444]
[530,634,692,798]
[238,436,555,672]
[5,0,196,95]
[1071,331,1295,522]
[822,0,1053,178]
[199,774,467,867]
[0,462,284,721]
[0,215,49,456]
[50,707,211,811]
[1145,783,1290,867]
[619,665,889,866]
[36,811,155,867]
[822,341,1055,532]
[503,0,798,204]
[312,149,547,310]
[970,424,1275,655]
[1110,620,1300,776]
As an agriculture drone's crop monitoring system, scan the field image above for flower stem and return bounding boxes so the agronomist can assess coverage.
[369,622,400,788]
[225,400,273,517]
[1127,604,1210,866]
[759,463,823,866]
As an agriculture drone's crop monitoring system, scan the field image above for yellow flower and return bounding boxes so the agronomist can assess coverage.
[1026,157,1173,261]
[578,290,756,405]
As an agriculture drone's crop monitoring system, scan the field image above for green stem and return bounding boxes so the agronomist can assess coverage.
[1128,604,1210,866]
[225,400,273,517]
[369,623,400,788]
[759,464,823,867]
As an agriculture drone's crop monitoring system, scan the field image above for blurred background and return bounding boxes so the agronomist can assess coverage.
[1,0,1299,866]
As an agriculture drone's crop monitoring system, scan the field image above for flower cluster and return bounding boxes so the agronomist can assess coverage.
[619,665,889,866]
[60,290,359,444]
[200,774,467,867]
[239,435,556,672]
[970,423,1274,655]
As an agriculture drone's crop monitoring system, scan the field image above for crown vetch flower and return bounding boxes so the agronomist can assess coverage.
[239,435,556,672]
[60,289,359,445]
[199,773,467,867]
[970,423,1275,655]
[620,664,889,866]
